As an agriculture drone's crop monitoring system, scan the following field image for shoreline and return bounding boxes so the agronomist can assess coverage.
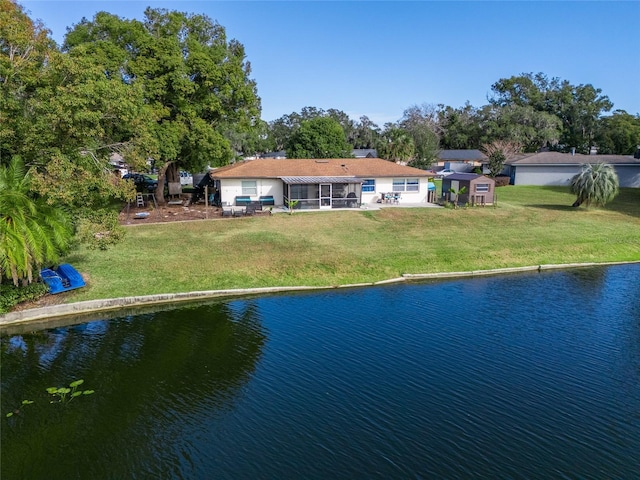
[2,260,639,330]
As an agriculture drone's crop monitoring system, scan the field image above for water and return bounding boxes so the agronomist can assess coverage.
[2,265,639,479]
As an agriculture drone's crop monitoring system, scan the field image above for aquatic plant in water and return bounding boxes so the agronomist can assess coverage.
[47,379,95,404]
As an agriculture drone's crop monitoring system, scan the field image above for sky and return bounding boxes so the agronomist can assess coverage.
[19,0,640,126]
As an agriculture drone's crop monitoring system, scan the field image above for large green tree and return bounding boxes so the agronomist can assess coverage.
[0,157,73,286]
[569,163,619,208]
[377,127,415,163]
[1,0,139,248]
[64,8,262,203]
[400,104,440,169]
[595,110,640,155]
[285,117,352,158]
[490,72,612,153]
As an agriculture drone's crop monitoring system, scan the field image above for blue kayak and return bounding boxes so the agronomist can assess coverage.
[40,264,86,294]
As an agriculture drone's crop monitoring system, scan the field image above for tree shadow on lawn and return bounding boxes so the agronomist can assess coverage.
[522,186,639,219]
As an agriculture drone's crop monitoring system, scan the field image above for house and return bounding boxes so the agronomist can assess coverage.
[505,152,640,187]
[211,158,434,209]
[257,149,378,159]
[352,149,378,158]
[441,173,496,206]
[435,150,487,172]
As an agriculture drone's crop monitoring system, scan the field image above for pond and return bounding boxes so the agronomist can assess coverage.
[2,264,639,479]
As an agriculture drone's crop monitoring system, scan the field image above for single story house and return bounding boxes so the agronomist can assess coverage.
[505,152,640,187]
[441,173,496,206]
[434,150,487,172]
[211,158,434,209]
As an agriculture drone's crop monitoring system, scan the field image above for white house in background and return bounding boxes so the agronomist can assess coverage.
[211,158,434,208]
[505,152,640,187]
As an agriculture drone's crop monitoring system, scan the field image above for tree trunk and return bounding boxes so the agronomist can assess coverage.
[154,161,173,206]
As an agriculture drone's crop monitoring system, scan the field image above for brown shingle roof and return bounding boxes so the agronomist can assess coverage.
[507,152,640,165]
[212,158,432,179]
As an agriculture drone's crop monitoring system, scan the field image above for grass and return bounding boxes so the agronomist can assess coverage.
[59,186,639,303]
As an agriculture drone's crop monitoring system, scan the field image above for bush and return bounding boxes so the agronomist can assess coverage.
[0,283,49,314]
[494,176,511,187]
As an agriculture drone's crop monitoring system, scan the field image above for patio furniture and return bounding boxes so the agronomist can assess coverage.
[222,206,233,217]
[235,196,251,206]
[259,195,275,206]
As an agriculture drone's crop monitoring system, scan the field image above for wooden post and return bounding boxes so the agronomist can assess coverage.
[205,185,209,219]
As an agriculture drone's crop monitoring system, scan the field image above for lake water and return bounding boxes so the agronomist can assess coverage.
[2,264,639,479]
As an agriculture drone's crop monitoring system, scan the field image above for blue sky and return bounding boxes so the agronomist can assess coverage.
[20,1,640,125]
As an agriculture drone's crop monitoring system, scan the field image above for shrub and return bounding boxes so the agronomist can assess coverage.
[0,283,49,313]
[494,176,510,187]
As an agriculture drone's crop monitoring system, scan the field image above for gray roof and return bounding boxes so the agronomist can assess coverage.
[438,149,487,161]
[445,173,491,182]
[280,176,362,184]
[507,152,640,165]
[352,149,378,158]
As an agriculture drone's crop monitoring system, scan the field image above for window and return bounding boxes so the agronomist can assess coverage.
[476,184,490,192]
[242,181,257,195]
[392,178,419,192]
[362,179,375,192]
[392,179,405,191]
[406,178,419,191]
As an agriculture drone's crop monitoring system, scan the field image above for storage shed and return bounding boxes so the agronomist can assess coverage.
[441,173,495,206]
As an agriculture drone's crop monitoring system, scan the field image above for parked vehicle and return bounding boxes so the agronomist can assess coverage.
[123,173,158,192]
[179,171,193,186]
[438,169,456,176]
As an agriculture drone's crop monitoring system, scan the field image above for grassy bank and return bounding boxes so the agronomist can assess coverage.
[61,186,639,303]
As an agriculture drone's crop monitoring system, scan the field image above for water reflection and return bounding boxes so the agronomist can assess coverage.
[2,264,640,479]
[1,301,266,479]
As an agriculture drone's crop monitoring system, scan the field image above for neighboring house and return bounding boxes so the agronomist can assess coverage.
[505,152,640,187]
[441,173,496,206]
[352,149,378,158]
[435,150,487,172]
[259,151,287,159]
[258,149,378,159]
[211,158,433,209]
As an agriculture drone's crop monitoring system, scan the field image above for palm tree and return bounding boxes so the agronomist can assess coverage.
[569,163,619,208]
[0,157,73,286]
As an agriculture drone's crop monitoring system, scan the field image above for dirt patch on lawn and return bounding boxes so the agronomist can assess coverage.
[118,196,273,225]
[119,196,222,225]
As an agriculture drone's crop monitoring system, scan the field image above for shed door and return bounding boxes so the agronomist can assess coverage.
[450,180,460,202]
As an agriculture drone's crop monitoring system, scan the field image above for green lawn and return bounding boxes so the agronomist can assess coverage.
[62,186,640,303]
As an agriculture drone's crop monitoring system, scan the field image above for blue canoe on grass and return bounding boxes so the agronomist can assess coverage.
[40,263,86,294]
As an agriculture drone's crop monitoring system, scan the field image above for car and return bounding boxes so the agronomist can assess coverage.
[179,170,193,186]
[438,169,456,176]
[122,173,158,192]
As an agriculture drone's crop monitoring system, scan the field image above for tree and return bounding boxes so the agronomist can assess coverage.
[1,0,138,248]
[569,163,619,208]
[351,115,380,149]
[595,110,640,155]
[490,72,612,154]
[0,157,73,286]
[285,117,352,158]
[64,8,261,204]
[377,127,415,163]
[400,104,441,169]
[481,140,521,177]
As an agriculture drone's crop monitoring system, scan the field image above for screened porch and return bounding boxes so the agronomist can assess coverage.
[281,176,362,210]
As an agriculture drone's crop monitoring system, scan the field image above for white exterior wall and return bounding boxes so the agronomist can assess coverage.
[512,165,640,188]
[614,166,640,187]
[361,177,430,204]
[512,166,579,186]
[219,179,284,206]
